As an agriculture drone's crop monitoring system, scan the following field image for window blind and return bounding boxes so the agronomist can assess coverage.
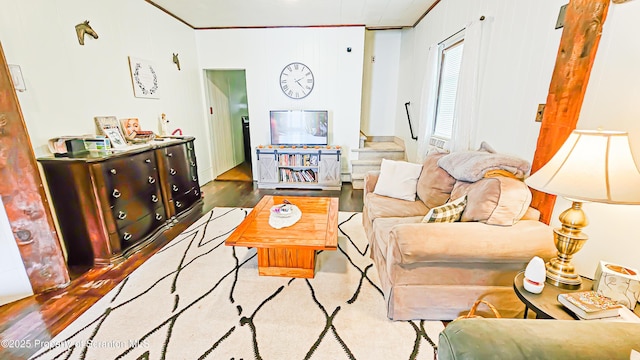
[433,41,464,140]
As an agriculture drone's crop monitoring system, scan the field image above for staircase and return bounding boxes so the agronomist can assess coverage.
[350,136,406,189]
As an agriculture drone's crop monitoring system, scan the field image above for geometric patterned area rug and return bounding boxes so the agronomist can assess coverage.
[30,208,444,360]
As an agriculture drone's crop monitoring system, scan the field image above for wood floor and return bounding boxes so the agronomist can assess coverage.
[214,161,253,182]
[0,180,363,360]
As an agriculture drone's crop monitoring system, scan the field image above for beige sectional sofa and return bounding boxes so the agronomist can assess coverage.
[363,152,557,320]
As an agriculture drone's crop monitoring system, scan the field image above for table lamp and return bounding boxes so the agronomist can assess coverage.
[525,130,640,289]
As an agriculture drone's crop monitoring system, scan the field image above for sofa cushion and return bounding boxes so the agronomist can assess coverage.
[364,193,429,222]
[416,152,457,209]
[422,195,467,223]
[451,176,532,225]
[373,159,423,201]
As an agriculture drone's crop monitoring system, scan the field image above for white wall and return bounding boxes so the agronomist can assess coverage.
[0,197,32,305]
[196,27,365,178]
[0,0,209,181]
[360,30,402,137]
[565,1,640,277]
[397,0,566,162]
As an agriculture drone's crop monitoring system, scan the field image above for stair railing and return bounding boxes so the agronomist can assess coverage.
[404,102,418,140]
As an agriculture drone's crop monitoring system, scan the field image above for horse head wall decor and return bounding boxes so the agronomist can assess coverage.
[172,53,181,71]
[75,20,98,46]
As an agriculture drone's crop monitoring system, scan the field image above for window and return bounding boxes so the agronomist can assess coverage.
[432,37,464,141]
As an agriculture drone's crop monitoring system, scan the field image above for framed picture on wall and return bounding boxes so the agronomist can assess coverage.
[128,57,160,99]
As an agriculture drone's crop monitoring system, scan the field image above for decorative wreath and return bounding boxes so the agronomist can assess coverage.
[133,63,158,95]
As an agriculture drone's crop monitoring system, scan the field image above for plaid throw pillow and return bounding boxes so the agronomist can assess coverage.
[421,195,467,223]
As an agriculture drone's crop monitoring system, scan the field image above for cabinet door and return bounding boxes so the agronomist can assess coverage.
[257,151,279,183]
[318,154,341,185]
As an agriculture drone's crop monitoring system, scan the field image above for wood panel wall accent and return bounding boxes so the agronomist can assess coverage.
[0,43,70,292]
[530,0,610,224]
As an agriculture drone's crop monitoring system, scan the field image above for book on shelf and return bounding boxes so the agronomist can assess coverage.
[557,291,624,320]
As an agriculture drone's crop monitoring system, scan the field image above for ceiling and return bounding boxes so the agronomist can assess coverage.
[147,0,440,29]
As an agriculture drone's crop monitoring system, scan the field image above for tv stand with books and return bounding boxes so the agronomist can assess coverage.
[256,146,341,190]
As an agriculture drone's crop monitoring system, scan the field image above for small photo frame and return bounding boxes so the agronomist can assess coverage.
[94,116,128,148]
[120,118,140,138]
[103,127,127,148]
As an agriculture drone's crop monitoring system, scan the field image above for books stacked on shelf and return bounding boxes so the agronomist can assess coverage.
[278,153,319,167]
[280,169,317,183]
[557,291,624,320]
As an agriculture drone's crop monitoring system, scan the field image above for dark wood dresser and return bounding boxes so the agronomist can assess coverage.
[38,137,202,267]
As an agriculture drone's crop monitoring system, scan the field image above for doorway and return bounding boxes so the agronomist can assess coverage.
[204,70,253,181]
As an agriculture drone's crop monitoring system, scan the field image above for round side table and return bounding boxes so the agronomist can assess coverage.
[513,271,593,320]
[514,271,640,320]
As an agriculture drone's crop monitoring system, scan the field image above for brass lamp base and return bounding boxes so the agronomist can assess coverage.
[546,257,583,289]
[545,201,589,289]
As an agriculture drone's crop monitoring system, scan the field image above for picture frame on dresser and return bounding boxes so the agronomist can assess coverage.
[94,116,128,148]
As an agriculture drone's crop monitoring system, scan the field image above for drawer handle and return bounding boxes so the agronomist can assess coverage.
[170,168,176,175]
[194,190,199,197]
[123,232,132,241]
[145,158,151,163]
[117,211,127,220]
[112,189,121,198]
[155,213,163,221]
[175,201,183,208]
[190,161,196,167]
[148,176,156,184]
[167,153,173,157]
[192,176,197,182]
[151,194,159,203]
[172,185,179,192]
[110,169,117,175]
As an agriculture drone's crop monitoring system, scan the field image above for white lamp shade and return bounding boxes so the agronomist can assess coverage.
[525,130,640,204]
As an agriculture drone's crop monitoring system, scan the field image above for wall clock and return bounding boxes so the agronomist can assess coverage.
[279,62,314,99]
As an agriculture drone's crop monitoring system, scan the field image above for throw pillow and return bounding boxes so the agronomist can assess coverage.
[416,152,457,209]
[450,176,532,225]
[421,195,467,223]
[373,159,423,201]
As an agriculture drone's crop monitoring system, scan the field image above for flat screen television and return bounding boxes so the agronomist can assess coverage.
[270,110,328,145]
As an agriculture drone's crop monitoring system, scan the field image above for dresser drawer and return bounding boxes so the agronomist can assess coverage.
[112,189,164,228]
[117,206,167,249]
[173,187,201,215]
[100,153,160,206]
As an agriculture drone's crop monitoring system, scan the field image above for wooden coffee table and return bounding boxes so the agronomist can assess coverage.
[225,195,339,278]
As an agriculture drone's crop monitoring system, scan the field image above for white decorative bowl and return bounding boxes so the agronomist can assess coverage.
[270,204,293,217]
